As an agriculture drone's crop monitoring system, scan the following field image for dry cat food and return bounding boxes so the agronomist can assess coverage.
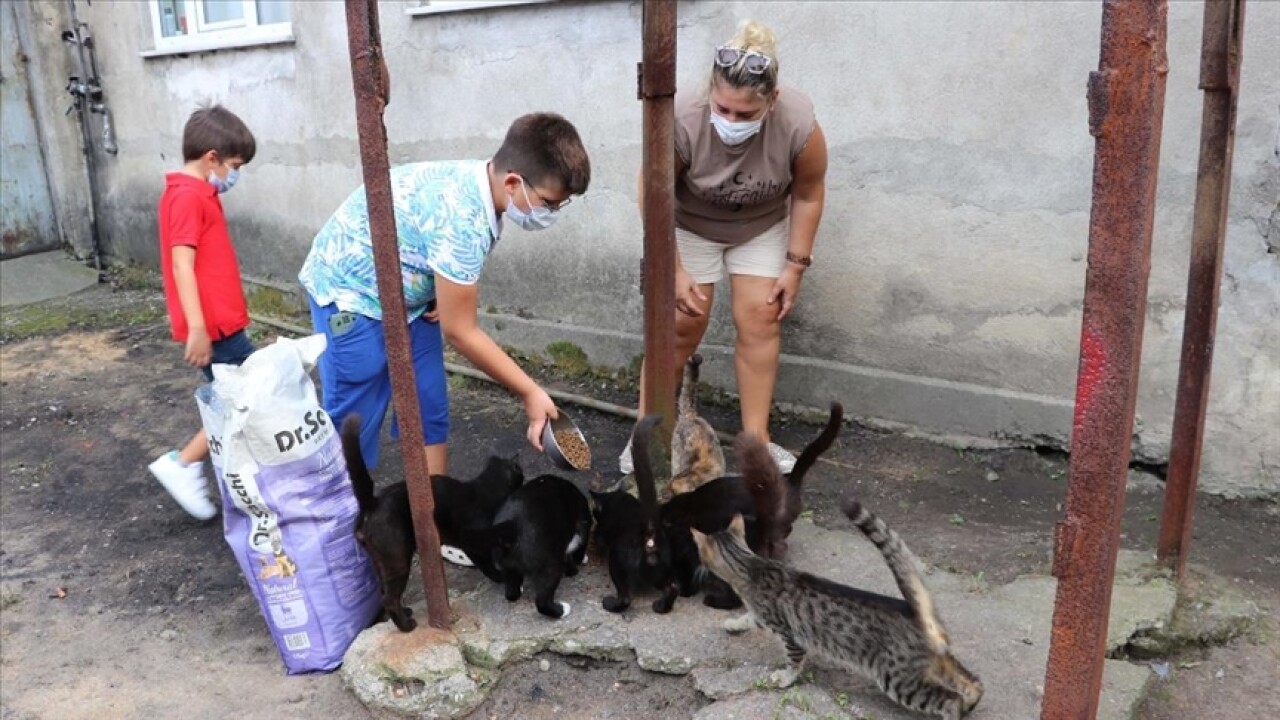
[554,429,592,469]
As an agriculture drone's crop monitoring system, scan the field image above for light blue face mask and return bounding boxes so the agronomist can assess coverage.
[209,167,240,194]
[504,178,559,231]
[709,111,764,146]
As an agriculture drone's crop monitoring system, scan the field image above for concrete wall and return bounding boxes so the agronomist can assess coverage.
[23,1,1280,496]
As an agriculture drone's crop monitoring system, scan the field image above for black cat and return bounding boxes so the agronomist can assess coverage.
[341,414,524,631]
[591,415,698,614]
[490,474,592,620]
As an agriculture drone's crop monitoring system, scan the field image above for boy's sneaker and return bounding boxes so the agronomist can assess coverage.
[768,443,797,474]
[618,439,634,475]
[441,546,474,567]
[149,451,217,520]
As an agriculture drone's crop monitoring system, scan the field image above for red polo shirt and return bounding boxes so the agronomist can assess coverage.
[158,173,249,343]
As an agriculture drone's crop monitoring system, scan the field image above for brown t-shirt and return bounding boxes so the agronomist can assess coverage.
[674,84,816,245]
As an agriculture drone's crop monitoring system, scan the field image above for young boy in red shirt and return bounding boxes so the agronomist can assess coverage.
[149,105,257,520]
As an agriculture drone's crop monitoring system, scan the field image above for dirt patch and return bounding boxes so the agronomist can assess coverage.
[0,331,128,383]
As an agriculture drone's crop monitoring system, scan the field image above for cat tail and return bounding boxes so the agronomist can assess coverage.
[677,354,703,418]
[631,414,665,520]
[340,414,378,516]
[841,497,950,654]
[787,402,844,487]
[736,432,785,548]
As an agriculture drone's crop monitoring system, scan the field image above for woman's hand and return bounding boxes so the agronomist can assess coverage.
[523,386,559,451]
[767,265,806,321]
[676,265,708,318]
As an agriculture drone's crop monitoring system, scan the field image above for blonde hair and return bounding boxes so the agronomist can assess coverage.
[710,20,779,98]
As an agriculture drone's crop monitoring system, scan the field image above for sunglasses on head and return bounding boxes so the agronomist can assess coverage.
[714,45,772,75]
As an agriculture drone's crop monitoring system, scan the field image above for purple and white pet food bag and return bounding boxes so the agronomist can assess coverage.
[196,334,380,675]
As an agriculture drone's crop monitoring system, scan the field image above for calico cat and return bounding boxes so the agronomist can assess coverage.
[490,474,592,619]
[668,354,725,498]
[591,415,698,614]
[653,404,845,610]
[341,414,524,631]
[656,430,786,610]
[691,498,984,720]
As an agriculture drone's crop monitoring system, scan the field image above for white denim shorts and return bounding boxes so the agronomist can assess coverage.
[676,220,789,285]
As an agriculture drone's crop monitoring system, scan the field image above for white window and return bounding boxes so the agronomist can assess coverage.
[407,0,558,17]
[142,1,292,58]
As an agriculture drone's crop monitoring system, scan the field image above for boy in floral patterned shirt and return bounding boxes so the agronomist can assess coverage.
[299,113,589,489]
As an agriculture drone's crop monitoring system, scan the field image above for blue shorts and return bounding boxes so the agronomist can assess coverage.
[308,296,449,469]
[201,329,256,381]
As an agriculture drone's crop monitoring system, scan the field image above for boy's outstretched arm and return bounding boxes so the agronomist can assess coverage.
[171,246,211,367]
[435,276,558,451]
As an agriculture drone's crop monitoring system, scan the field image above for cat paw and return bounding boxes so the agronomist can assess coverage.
[652,597,675,614]
[557,601,571,619]
[722,612,756,634]
[768,668,800,689]
[602,596,631,613]
[391,611,417,633]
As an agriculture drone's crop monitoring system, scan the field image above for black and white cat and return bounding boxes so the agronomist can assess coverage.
[490,474,592,619]
[341,414,523,631]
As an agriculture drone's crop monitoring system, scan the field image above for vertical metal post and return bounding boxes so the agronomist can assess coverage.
[1157,0,1247,579]
[639,0,678,466]
[1041,2,1168,718]
[343,0,450,631]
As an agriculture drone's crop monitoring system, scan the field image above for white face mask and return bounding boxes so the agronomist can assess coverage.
[710,111,764,146]
[504,179,559,231]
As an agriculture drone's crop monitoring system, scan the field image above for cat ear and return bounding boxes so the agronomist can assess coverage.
[728,514,746,539]
[492,520,517,545]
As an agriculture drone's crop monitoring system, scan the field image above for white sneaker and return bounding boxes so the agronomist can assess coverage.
[768,443,797,474]
[618,439,634,475]
[149,451,217,520]
[441,545,474,567]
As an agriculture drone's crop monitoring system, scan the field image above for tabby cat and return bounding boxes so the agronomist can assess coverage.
[691,497,984,719]
[668,354,725,498]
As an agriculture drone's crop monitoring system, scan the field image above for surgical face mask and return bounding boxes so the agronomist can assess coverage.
[504,179,559,231]
[709,111,764,146]
[209,167,240,194]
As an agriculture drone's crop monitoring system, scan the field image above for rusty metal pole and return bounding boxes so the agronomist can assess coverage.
[1041,2,1168,718]
[343,0,450,630]
[639,0,678,466]
[1156,0,1247,579]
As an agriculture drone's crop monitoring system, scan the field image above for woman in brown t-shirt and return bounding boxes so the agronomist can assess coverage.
[624,19,828,474]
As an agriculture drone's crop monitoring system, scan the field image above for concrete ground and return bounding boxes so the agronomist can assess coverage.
[346,524,1175,720]
[0,251,99,309]
[0,268,1275,719]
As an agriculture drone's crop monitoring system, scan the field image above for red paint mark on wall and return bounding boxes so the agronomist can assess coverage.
[1073,328,1107,437]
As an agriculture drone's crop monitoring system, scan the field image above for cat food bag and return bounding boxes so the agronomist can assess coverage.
[195,334,381,675]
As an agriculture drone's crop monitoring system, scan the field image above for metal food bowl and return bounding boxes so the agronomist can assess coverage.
[542,413,591,471]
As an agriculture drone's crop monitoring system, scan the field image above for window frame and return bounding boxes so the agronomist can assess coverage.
[406,0,559,18]
[141,0,293,59]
